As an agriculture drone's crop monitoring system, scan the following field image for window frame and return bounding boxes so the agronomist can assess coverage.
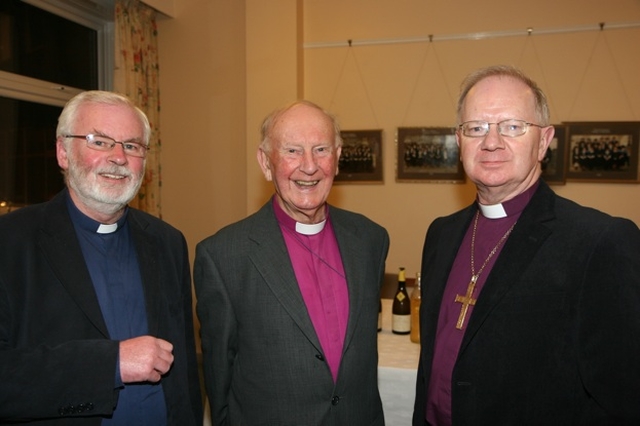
[0,0,115,107]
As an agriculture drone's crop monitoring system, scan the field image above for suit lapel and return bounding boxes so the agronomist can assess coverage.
[247,204,323,351]
[129,211,162,336]
[331,210,365,350]
[39,193,109,337]
[423,208,476,349]
[460,184,555,353]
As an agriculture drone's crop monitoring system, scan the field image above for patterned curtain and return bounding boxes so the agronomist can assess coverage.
[114,0,162,217]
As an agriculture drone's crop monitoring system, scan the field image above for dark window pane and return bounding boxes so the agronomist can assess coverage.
[0,0,98,90]
[0,96,64,206]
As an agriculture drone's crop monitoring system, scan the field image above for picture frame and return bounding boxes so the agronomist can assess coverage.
[335,129,383,184]
[565,122,640,183]
[541,125,567,185]
[396,127,465,183]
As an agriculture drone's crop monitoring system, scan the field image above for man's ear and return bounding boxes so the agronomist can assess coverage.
[257,148,273,181]
[538,126,556,162]
[56,137,70,171]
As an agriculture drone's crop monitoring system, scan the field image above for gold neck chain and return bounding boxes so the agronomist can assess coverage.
[471,210,516,280]
[454,210,516,330]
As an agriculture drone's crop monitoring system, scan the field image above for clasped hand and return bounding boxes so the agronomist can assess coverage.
[119,335,174,383]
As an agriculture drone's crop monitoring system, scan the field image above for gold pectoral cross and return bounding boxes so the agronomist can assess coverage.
[454,275,478,330]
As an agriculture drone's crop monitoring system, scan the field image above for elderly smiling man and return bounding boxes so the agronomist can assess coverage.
[195,100,390,426]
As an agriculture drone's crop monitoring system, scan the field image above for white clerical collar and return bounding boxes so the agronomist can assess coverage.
[478,203,508,219]
[295,220,326,235]
[97,223,118,234]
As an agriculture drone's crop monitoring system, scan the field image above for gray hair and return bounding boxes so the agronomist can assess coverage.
[456,65,551,126]
[57,90,151,146]
[259,100,343,153]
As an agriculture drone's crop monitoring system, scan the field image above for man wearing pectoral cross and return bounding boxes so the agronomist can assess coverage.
[412,65,640,426]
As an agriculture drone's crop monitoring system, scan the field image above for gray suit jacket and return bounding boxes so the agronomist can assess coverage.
[413,180,640,425]
[0,190,203,425]
[195,200,389,426]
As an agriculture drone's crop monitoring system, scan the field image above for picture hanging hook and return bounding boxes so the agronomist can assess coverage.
[527,27,533,36]
[599,22,605,31]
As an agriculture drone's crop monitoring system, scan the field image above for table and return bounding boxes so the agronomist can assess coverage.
[378,298,421,369]
[378,298,420,425]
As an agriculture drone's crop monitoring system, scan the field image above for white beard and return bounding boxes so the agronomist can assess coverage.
[66,155,144,216]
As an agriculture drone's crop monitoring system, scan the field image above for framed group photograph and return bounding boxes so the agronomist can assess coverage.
[541,125,567,185]
[396,127,465,183]
[335,129,383,183]
[565,122,640,183]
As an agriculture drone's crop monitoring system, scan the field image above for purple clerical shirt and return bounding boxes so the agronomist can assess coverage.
[274,199,349,383]
[426,182,538,426]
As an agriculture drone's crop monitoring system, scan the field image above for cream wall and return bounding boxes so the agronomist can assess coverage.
[158,0,640,279]
[158,0,248,257]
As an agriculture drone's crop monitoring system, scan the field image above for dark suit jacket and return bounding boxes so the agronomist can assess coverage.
[194,200,389,426]
[413,180,640,425]
[0,190,203,425]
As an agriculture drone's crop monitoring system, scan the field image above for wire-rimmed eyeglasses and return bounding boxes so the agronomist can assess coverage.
[458,119,545,138]
[64,134,149,158]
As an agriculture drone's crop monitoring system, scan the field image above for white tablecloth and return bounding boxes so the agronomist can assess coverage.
[378,366,417,425]
[378,298,421,369]
[378,298,420,425]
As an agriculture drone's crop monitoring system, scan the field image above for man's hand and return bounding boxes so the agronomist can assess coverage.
[119,336,174,383]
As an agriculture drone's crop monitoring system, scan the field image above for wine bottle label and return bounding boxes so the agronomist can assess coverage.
[396,293,406,302]
[392,314,411,333]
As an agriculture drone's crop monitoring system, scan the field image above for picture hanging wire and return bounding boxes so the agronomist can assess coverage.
[304,21,640,49]
[328,39,380,127]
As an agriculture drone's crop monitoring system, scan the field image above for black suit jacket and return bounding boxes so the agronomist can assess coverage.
[413,180,640,425]
[0,190,203,425]
[195,200,389,426]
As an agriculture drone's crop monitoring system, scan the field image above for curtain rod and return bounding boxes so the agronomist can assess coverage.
[303,21,640,49]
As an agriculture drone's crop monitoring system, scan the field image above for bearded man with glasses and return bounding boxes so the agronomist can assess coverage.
[412,65,640,425]
[0,91,203,425]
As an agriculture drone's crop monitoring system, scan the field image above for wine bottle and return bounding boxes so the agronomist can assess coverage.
[392,267,411,335]
[410,272,422,343]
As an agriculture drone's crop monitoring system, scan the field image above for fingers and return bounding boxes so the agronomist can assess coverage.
[154,339,174,374]
[119,336,174,383]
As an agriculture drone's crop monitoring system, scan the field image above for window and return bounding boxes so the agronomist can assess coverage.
[0,0,113,210]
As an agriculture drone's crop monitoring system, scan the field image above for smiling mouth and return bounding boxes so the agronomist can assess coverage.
[295,180,319,187]
[100,173,128,180]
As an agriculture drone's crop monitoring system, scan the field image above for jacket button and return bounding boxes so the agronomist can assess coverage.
[331,395,340,405]
[315,354,324,361]
[58,403,93,415]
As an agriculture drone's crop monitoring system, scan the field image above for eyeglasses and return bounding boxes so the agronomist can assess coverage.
[458,119,544,138]
[64,134,149,158]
